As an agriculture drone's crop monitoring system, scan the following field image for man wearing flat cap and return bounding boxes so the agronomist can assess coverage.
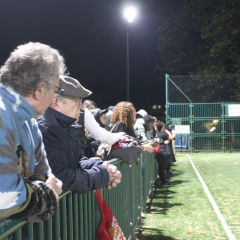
[36,76,122,194]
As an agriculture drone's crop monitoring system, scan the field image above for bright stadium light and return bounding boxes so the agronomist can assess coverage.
[124,7,137,23]
[123,6,137,101]
[213,120,219,123]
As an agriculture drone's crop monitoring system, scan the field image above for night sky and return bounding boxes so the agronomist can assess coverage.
[0,0,181,112]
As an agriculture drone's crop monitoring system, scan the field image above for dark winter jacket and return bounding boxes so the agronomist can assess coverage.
[71,109,85,155]
[148,128,156,139]
[36,107,109,194]
[111,121,137,138]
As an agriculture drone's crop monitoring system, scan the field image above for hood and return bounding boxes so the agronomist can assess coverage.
[136,109,148,118]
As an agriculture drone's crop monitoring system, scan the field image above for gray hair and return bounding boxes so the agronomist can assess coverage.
[0,42,65,96]
[57,94,66,104]
[83,100,97,108]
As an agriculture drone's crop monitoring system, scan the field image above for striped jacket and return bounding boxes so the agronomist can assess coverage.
[0,84,58,222]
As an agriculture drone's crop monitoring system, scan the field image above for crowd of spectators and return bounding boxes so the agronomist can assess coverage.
[0,42,176,225]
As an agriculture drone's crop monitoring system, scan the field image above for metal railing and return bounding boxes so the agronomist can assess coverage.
[166,74,240,152]
[0,152,157,240]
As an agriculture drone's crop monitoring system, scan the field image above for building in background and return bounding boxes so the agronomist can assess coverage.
[148,104,166,122]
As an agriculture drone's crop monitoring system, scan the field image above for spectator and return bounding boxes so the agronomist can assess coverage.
[83,100,97,110]
[105,106,115,131]
[170,125,176,157]
[168,125,176,163]
[148,116,157,140]
[87,108,108,154]
[36,76,122,194]
[71,91,93,154]
[134,114,155,144]
[135,109,148,119]
[75,103,124,156]
[154,121,174,187]
[110,102,155,153]
[0,42,63,222]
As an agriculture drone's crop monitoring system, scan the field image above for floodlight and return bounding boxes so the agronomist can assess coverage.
[124,7,136,23]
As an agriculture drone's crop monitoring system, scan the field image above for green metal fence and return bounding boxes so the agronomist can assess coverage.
[166,74,240,152]
[0,152,157,240]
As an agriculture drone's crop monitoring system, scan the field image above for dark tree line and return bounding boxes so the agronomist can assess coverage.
[156,0,240,102]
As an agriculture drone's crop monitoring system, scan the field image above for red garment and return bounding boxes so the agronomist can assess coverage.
[154,145,160,153]
[96,189,126,240]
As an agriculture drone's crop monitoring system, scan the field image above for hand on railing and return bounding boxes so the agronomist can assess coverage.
[102,161,122,189]
[46,173,63,195]
[142,144,155,153]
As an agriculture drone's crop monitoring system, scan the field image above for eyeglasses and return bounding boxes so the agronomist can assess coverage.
[64,95,83,106]
[54,85,64,97]
[72,98,83,106]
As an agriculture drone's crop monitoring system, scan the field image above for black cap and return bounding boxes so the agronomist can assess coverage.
[90,108,108,118]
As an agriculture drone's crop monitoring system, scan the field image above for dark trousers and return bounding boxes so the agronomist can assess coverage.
[156,153,167,184]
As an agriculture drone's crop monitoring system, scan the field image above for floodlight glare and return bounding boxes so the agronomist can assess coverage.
[213,120,219,123]
[124,7,136,23]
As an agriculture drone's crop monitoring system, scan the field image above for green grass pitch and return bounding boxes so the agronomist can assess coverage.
[136,152,240,240]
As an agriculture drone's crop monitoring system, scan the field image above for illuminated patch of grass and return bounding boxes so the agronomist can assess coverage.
[136,153,240,239]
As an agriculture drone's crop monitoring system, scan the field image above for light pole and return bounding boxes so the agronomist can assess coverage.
[124,7,136,101]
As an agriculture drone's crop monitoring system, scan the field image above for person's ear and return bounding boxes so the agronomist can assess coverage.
[55,97,59,107]
[33,82,45,100]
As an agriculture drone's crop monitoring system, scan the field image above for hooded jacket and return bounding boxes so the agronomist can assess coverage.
[36,107,109,194]
[0,85,58,223]
[134,118,153,144]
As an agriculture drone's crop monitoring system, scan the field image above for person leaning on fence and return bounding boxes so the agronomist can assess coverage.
[0,42,64,223]
[110,102,155,153]
[73,102,125,156]
[36,76,122,194]
[154,121,174,187]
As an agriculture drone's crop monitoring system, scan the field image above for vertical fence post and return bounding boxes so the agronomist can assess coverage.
[222,102,225,152]
[165,74,168,124]
[140,154,146,214]
[190,103,193,153]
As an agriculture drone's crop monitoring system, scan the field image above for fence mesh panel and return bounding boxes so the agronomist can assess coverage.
[168,75,240,103]
[166,75,240,152]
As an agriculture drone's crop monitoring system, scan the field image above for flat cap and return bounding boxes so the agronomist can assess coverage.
[59,75,92,98]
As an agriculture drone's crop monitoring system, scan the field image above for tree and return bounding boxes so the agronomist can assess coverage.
[156,0,240,102]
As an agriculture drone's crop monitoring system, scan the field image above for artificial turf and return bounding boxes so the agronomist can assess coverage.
[136,153,240,240]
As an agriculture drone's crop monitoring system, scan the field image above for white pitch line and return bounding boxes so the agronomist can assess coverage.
[187,154,236,240]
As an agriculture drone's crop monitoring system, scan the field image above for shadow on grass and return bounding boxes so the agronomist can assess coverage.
[170,169,185,177]
[136,227,177,240]
[136,163,185,239]
[169,180,189,185]
[146,183,184,215]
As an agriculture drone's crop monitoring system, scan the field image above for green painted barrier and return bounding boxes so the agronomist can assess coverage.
[166,74,240,152]
[0,154,157,240]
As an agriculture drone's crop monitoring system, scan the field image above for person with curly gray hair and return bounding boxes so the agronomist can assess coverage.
[0,42,64,222]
